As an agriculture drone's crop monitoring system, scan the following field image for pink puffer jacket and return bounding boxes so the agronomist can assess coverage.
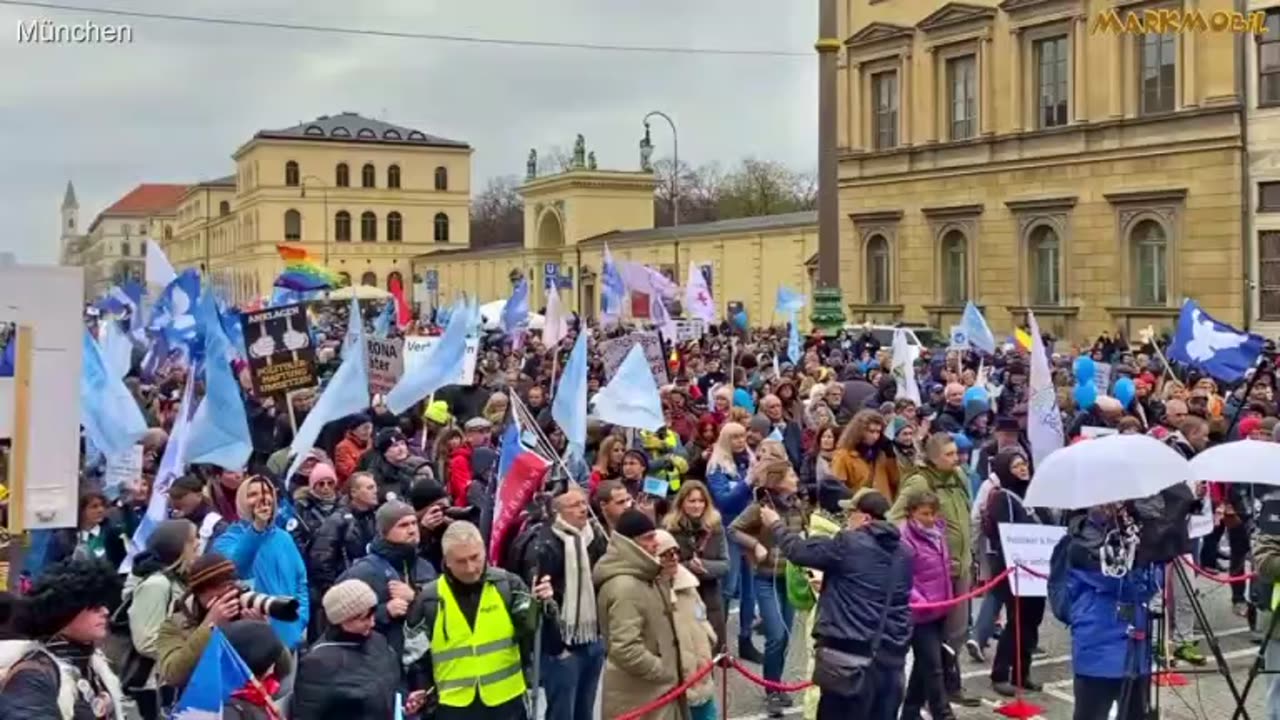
[900,519,954,625]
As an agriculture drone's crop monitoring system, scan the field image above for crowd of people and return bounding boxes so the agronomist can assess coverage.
[0,310,1274,720]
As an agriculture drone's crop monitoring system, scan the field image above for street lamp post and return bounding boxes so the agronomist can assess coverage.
[640,111,679,228]
[299,175,329,265]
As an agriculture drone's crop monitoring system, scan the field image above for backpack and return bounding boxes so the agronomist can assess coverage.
[503,517,543,576]
[1047,534,1073,624]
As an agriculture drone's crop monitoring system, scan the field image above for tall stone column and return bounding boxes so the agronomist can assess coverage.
[813,0,846,330]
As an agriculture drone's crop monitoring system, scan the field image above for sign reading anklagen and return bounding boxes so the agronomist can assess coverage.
[241,303,317,397]
[365,337,404,396]
[403,336,480,386]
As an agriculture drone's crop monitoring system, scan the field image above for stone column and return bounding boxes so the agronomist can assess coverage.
[1109,32,1123,118]
[926,46,938,143]
[1073,16,1087,123]
[901,51,913,146]
[980,34,994,135]
[849,61,862,151]
[1183,0,1199,109]
[1011,28,1024,131]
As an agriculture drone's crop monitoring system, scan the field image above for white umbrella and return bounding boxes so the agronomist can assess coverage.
[329,285,390,300]
[1024,434,1191,510]
[1189,439,1280,487]
[478,299,544,331]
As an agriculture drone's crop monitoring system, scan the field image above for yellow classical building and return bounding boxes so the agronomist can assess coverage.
[60,181,185,300]
[414,0,1254,343]
[163,112,473,303]
[835,0,1247,341]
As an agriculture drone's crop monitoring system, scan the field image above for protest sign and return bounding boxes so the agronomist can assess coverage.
[997,523,1067,597]
[104,445,144,498]
[673,319,705,342]
[241,303,317,397]
[600,331,669,385]
[365,337,404,396]
[404,336,479,386]
[1188,484,1215,539]
[1094,362,1113,398]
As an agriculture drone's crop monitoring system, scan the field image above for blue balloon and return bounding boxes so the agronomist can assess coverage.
[1074,355,1096,384]
[1114,377,1136,409]
[1074,382,1097,410]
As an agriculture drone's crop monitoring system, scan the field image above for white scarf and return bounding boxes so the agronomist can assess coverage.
[550,516,599,645]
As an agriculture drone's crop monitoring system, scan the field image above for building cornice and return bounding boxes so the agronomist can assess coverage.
[849,210,904,224]
[916,2,997,33]
[921,203,984,218]
[1103,189,1189,205]
[1005,196,1078,212]
[844,22,914,50]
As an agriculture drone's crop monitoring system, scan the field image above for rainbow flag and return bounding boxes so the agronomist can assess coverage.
[274,244,343,291]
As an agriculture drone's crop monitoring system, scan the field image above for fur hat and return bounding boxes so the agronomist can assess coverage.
[20,557,122,639]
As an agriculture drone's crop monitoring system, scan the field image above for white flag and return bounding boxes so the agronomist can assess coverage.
[542,288,571,348]
[1027,311,1064,466]
[145,241,177,289]
[684,261,716,324]
[891,329,921,405]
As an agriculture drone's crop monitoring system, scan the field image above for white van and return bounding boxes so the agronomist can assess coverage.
[842,324,944,349]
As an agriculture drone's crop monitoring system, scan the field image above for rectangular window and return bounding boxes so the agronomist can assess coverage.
[1034,36,1069,128]
[1139,32,1177,115]
[1261,182,1280,212]
[947,55,977,141]
[872,71,899,150]
[1262,11,1280,106]
[1261,231,1280,319]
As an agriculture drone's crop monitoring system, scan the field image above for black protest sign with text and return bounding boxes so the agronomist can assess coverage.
[241,303,317,397]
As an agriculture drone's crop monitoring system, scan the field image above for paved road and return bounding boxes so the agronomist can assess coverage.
[719,572,1271,720]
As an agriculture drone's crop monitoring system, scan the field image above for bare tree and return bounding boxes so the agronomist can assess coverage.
[470,175,524,248]
[718,158,814,218]
[652,158,723,227]
[536,146,575,176]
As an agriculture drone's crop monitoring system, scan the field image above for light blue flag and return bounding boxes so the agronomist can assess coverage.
[184,290,253,470]
[122,371,195,573]
[775,286,806,315]
[1168,299,1264,383]
[80,329,147,457]
[787,311,802,364]
[960,301,996,355]
[552,329,588,464]
[287,298,371,478]
[600,244,626,324]
[373,299,395,338]
[100,320,133,380]
[502,278,529,334]
[467,293,481,335]
[170,627,254,718]
[593,344,664,431]
[386,298,469,414]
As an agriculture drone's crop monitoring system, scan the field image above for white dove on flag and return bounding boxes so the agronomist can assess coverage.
[1185,307,1247,362]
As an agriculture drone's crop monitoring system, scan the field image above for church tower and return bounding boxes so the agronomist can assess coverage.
[60,180,80,265]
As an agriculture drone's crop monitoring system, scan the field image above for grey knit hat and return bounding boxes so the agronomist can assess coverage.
[376,500,416,536]
[323,579,378,625]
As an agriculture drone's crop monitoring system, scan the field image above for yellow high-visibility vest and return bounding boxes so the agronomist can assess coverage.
[431,577,526,708]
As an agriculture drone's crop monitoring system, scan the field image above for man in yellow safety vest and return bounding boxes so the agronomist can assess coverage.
[408,520,553,719]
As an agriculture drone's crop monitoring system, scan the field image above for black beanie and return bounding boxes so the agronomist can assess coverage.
[375,427,406,454]
[408,479,447,511]
[614,508,656,539]
[222,619,284,678]
[146,519,194,566]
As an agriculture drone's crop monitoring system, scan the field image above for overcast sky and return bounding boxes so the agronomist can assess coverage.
[0,0,817,265]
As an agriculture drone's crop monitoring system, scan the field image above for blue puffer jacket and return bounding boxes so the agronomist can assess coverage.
[707,451,753,524]
[1066,564,1161,679]
[211,521,311,649]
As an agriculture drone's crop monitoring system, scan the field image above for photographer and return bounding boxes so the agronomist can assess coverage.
[154,553,293,689]
[730,456,806,717]
[209,475,310,653]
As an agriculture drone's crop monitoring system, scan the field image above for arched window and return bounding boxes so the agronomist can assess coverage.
[219,200,230,216]
[434,166,448,191]
[361,211,377,242]
[387,211,403,242]
[361,164,376,188]
[361,271,377,286]
[336,163,350,188]
[939,230,967,304]
[284,209,302,241]
[1131,219,1168,306]
[334,211,351,242]
[388,165,401,189]
[433,212,450,243]
[1030,225,1061,305]
[865,234,891,304]
[285,161,300,187]
[337,271,352,287]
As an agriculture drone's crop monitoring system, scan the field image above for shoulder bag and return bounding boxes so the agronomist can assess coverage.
[810,552,904,697]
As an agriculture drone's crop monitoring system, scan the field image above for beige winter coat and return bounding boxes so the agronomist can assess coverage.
[594,533,691,720]
[669,564,717,708]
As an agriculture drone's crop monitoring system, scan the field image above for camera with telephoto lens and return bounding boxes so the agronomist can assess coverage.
[237,587,300,622]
